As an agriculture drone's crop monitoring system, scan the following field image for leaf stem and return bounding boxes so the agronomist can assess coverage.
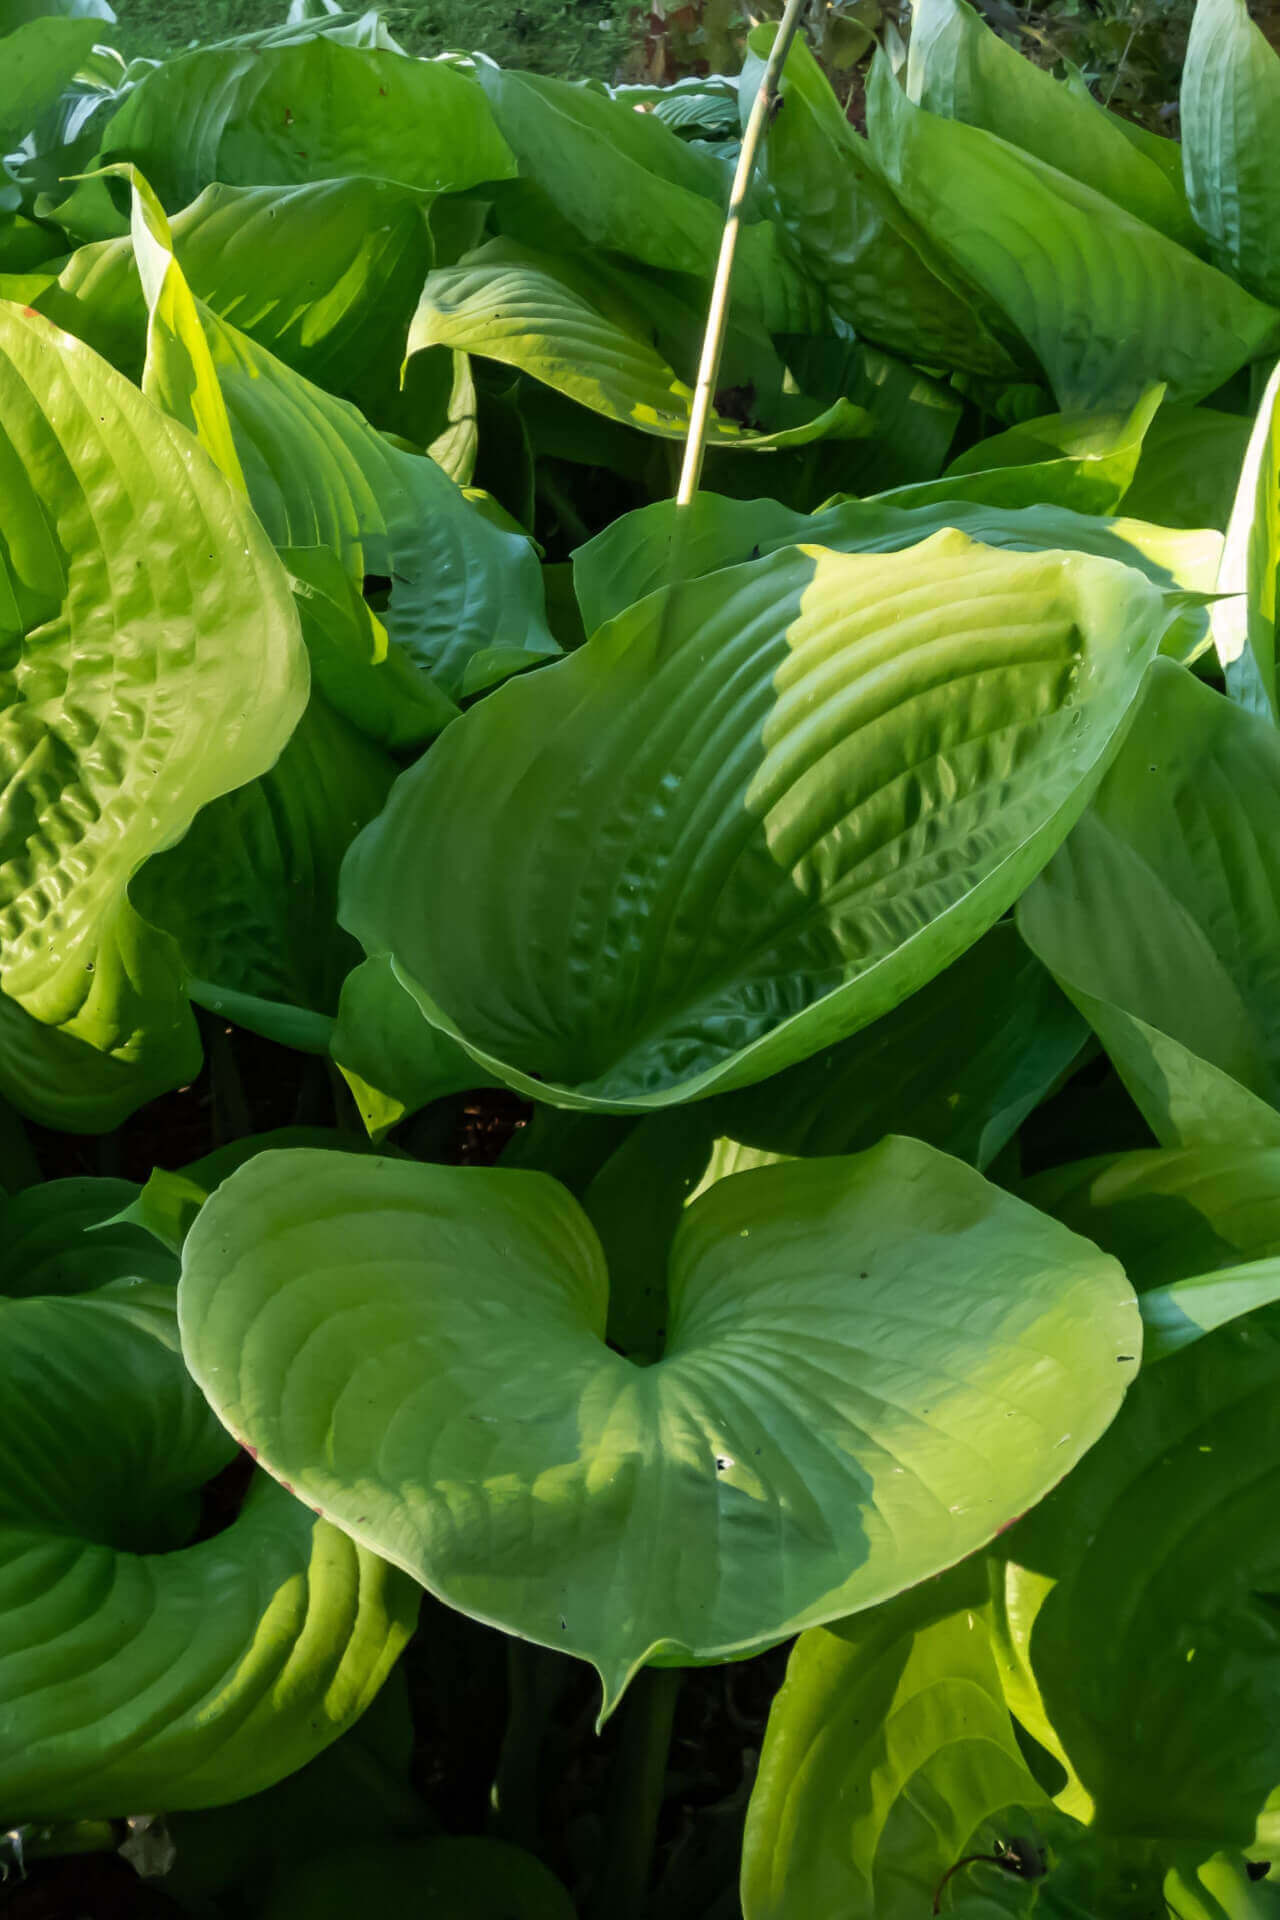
[490,1640,567,1854]
[591,1666,682,1920]
[674,0,806,508]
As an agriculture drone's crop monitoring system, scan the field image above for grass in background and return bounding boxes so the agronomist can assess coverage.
[109,0,638,79]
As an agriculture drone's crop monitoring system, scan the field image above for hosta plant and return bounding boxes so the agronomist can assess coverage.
[2,0,1280,1914]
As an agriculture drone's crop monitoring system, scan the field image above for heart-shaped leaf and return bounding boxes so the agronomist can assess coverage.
[0,301,307,1126]
[0,1280,417,1819]
[179,1139,1139,1715]
[343,530,1170,1111]
[1018,660,1280,1147]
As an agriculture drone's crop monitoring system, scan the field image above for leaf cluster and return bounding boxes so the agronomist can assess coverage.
[3,1,1280,1916]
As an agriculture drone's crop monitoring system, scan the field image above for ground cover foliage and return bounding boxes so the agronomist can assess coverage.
[5,0,1280,1914]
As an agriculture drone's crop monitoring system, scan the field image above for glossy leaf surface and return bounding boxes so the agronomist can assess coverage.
[179,1141,1138,1714]
[345,532,1168,1110]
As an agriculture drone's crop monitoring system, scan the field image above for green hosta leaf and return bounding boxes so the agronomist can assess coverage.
[999,1313,1280,1853]
[344,532,1170,1111]
[100,39,515,206]
[740,1561,1051,1920]
[475,63,820,334]
[745,27,1025,379]
[708,924,1086,1172]
[935,386,1165,518]
[407,239,870,449]
[133,693,394,1026]
[907,0,1199,249]
[179,1139,1139,1715]
[262,1839,576,1920]
[1111,404,1251,530]
[1184,0,1280,305]
[0,1284,416,1820]
[1214,358,1280,720]
[1018,661,1280,1146]
[0,1174,172,1296]
[121,170,550,727]
[1027,1144,1280,1362]
[0,302,307,1125]
[868,53,1280,408]
[0,15,100,149]
[25,178,434,410]
[572,492,1216,660]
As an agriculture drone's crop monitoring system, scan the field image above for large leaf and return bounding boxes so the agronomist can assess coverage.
[1018,660,1280,1146]
[1183,0,1280,306]
[179,1139,1139,1714]
[0,301,307,1125]
[572,491,1219,645]
[1027,1144,1280,1362]
[23,177,434,411]
[343,531,1170,1112]
[867,53,1280,408]
[744,27,1025,380]
[907,0,1199,248]
[474,63,820,334]
[999,1311,1280,1854]
[0,1282,416,1819]
[708,924,1086,1172]
[99,38,516,206]
[1213,358,1280,720]
[740,1561,1051,1920]
[407,239,870,450]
